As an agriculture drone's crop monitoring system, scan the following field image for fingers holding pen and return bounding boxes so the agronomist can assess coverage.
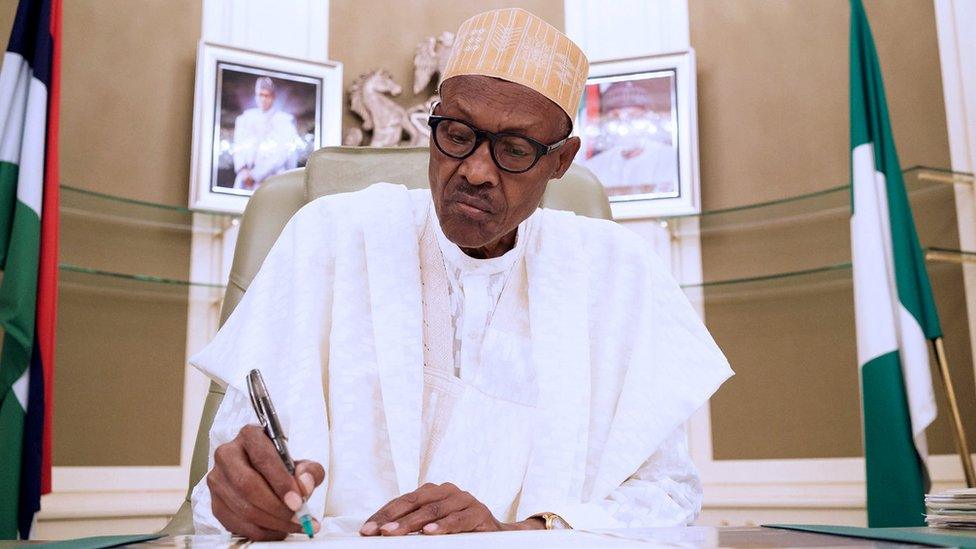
[239,425,306,508]
[208,424,326,538]
[207,452,301,536]
[294,459,326,498]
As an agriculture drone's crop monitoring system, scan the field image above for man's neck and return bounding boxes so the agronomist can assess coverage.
[459,228,517,259]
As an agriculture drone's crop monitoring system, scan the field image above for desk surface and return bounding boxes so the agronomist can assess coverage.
[132,526,976,548]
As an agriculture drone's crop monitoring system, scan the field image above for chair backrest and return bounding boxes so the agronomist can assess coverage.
[162,146,610,534]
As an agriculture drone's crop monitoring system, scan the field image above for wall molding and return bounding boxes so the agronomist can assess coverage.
[704,475,971,510]
[39,490,184,521]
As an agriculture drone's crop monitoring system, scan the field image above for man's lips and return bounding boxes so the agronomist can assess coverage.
[453,195,494,214]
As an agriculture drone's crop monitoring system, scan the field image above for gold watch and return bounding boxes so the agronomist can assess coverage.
[533,512,571,530]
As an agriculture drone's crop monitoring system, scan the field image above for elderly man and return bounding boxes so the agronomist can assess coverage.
[190,8,731,540]
[232,76,301,191]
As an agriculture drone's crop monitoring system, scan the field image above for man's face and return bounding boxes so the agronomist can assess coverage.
[256,89,274,112]
[605,106,648,122]
[601,106,654,150]
[429,75,581,258]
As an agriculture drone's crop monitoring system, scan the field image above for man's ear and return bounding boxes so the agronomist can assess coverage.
[551,136,581,179]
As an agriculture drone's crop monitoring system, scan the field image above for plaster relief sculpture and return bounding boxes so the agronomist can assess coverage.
[345,32,454,147]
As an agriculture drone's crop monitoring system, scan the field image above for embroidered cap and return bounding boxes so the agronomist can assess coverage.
[254,76,275,94]
[441,8,589,122]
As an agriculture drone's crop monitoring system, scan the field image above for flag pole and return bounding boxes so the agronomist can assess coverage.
[932,337,976,487]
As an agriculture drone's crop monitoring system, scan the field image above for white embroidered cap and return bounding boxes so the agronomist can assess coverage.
[441,8,589,121]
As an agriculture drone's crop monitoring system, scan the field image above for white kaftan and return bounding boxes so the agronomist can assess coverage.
[231,108,301,190]
[189,183,732,534]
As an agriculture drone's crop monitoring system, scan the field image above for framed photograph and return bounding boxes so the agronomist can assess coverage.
[190,43,342,213]
[576,51,700,218]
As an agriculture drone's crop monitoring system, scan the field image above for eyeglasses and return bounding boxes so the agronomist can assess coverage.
[427,112,569,174]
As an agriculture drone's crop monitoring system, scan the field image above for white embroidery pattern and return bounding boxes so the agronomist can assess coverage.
[553,52,580,89]
[521,35,552,70]
[462,29,485,53]
[432,212,528,380]
[490,24,522,57]
[440,8,589,119]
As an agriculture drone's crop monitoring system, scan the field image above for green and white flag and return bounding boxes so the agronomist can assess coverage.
[1,0,61,539]
[850,0,941,528]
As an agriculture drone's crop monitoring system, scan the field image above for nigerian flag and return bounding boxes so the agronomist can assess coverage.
[0,0,61,539]
[850,0,941,528]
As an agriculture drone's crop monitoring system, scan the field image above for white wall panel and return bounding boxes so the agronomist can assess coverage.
[565,0,689,61]
[202,0,329,61]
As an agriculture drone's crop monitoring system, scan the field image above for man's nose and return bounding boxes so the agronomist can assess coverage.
[457,140,500,187]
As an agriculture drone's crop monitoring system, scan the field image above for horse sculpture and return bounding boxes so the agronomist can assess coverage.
[348,70,407,147]
[345,32,455,147]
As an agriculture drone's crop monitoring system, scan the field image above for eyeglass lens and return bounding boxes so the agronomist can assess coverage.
[433,119,538,172]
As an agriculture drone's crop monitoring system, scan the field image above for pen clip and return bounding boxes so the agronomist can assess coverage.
[246,369,270,429]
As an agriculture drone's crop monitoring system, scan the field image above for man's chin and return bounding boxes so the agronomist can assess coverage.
[440,221,492,249]
[445,231,491,250]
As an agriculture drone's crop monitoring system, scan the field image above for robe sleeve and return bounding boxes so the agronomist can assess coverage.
[535,424,701,530]
[190,387,264,534]
[187,198,336,534]
[519,214,732,530]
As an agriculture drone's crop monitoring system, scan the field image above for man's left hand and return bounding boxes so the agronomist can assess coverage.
[359,482,545,536]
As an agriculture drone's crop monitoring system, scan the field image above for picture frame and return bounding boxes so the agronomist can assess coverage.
[576,51,701,219]
[189,43,342,213]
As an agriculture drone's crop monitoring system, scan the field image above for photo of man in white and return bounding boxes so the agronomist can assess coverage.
[231,76,302,191]
[582,78,678,198]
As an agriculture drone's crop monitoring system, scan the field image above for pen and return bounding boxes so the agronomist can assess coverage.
[246,369,316,538]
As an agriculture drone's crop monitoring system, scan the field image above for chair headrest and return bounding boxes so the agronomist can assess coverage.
[303,146,612,220]
[305,146,431,201]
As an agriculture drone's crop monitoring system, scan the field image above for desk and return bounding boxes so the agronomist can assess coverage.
[135,526,976,548]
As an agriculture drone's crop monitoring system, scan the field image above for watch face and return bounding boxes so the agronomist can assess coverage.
[550,515,571,530]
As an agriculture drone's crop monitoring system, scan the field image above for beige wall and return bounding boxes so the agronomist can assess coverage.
[329,0,563,138]
[690,0,975,460]
[54,0,202,466]
[50,0,200,466]
[692,0,949,211]
[0,1,13,48]
[60,0,200,207]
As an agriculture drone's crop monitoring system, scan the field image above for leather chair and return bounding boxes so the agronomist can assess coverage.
[162,146,611,534]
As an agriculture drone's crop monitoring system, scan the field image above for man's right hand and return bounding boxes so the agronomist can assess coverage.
[207,424,325,540]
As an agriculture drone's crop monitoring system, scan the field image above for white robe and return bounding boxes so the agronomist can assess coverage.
[232,108,301,189]
[189,183,732,533]
[582,140,677,196]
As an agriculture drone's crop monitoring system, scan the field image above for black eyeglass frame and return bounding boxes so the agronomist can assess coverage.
[426,110,570,174]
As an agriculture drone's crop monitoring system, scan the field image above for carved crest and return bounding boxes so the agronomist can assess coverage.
[345,32,454,147]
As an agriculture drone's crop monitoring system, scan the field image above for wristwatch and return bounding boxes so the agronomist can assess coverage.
[533,512,571,530]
